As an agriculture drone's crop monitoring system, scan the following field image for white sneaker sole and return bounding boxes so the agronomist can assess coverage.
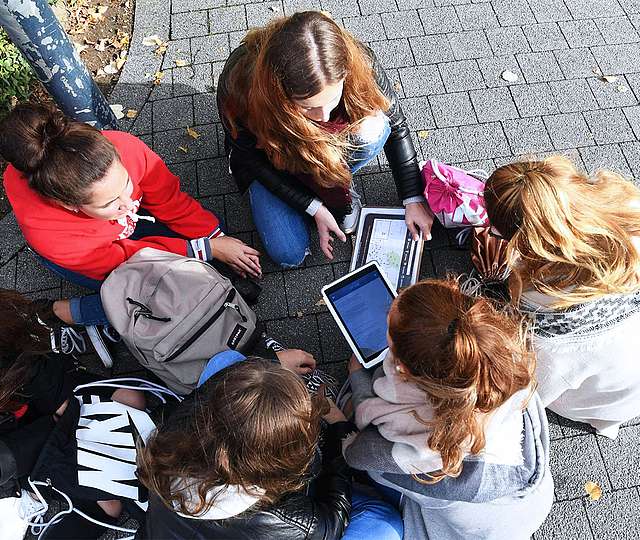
[86,325,114,368]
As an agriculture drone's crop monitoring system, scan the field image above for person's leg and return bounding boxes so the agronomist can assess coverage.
[341,486,403,540]
[37,255,103,292]
[348,112,391,175]
[68,295,110,326]
[248,181,311,268]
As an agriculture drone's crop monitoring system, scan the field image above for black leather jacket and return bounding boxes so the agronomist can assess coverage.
[139,421,356,540]
[216,45,423,217]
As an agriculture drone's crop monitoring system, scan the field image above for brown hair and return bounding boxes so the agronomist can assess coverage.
[137,359,325,516]
[0,103,118,206]
[223,11,390,189]
[485,156,640,307]
[0,290,51,411]
[388,279,535,482]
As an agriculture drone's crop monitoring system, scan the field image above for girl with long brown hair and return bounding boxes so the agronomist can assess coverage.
[217,10,434,267]
[485,156,640,438]
[343,279,553,540]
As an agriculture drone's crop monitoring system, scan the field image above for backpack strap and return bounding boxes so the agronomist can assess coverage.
[197,350,247,387]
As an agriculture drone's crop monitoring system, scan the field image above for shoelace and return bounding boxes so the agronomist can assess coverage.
[59,327,87,355]
[101,325,121,343]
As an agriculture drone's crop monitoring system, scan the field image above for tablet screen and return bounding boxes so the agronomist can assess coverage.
[325,266,395,360]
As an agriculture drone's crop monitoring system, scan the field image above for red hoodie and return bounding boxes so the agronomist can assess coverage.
[4,131,221,280]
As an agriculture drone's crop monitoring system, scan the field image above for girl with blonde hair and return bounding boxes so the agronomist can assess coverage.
[343,279,553,540]
[485,156,640,438]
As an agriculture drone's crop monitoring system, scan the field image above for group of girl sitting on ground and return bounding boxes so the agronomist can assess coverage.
[1,9,640,540]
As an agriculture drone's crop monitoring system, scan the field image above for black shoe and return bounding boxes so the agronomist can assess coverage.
[33,299,87,356]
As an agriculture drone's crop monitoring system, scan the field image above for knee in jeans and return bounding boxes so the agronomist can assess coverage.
[354,112,389,145]
[268,244,309,269]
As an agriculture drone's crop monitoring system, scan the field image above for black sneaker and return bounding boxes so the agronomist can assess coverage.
[85,325,116,369]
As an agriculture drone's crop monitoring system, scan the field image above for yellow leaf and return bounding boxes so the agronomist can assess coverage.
[153,71,165,85]
[600,75,619,83]
[418,130,430,139]
[155,44,168,56]
[186,127,201,139]
[315,298,325,307]
[178,146,189,154]
[584,481,602,501]
[175,59,189,67]
[142,34,163,47]
[126,109,138,119]
[115,55,127,70]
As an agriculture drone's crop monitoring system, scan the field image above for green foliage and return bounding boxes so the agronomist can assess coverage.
[0,28,35,117]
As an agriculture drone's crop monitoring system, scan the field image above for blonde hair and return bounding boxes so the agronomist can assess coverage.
[485,156,640,307]
[388,279,535,482]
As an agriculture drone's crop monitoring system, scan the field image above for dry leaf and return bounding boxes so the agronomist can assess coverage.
[126,109,138,119]
[592,67,603,76]
[155,44,168,56]
[584,481,602,501]
[296,311,303,318]
[178,146,189,154]
[269,4,278,11]
[152,71,165,85]
[103,62,119,74]
[418,130,430,139]
[617,85,628,93]
[315,298,325,307]
[109,104,125,120]
[115,54,127,70]
[501,69,518,82]
[175,59,189,67]
[393,81,402,92]
[94,38,109,52]
[73,41,89,54]
[600,75,619,83]
[186,127,201,139]
[88,4,108,22]
[142,34,163,47]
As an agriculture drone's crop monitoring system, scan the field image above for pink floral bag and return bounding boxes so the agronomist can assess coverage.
[421,159,489,229]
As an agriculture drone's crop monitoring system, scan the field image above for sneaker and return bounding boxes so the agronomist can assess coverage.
[85,325,116,369]
[341,187,362,235]
[33,299,87,356]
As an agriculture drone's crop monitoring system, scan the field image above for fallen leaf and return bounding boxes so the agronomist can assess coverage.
[186,127,201,139]
[600,75,619,83]
[500,69,518,82]
[115,54,127,70]
[269,4,278,11]
[73,41,89,54]
[296,311,303,318]
[592,67,603,76]
[584,481,602,501]
[88,4,108,23]
[393,81,402,92]
[315,298,325,307]
[94,38,109,52]
[103,62,119,74]
[178,146,189,154]
[109,104,125,120]
[153,71,165,85]
[175,59,189,67]
[418,130,430,139]
[155,44,168,56]
[142,34,163,47]
[126,109,138,119]
[617,85,628,93]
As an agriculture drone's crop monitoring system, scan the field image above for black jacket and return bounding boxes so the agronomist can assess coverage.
[216,45,423,218]
[139,421,355,540]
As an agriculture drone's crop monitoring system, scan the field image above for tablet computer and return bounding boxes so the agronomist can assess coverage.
[321,261,397,368]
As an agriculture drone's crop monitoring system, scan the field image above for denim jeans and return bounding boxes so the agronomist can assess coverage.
[249,113,392,268]
[35,210,189,326]
[342,487,403,540]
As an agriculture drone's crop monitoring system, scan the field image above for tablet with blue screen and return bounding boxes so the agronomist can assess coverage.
[321,262,397,368]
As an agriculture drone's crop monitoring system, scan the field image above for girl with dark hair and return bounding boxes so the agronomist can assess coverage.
[138,357,403,540]
[343,279,553,540]
[218,11,433,267]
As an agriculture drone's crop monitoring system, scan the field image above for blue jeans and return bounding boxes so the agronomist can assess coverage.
[249,113,391,268]
[342,487,403,540]
[36,211,188,326]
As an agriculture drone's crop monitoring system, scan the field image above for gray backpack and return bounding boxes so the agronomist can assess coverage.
[100,248,257,394]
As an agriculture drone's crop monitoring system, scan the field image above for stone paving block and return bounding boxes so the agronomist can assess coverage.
[209,5,247,34]
[568,0,626,19]
[283,0,321,14]
[448,30,492,60]
[429,92,477,127]
[549,435,611,500]
[303,230,353,268]
[550,79,598,113]
[419,127,469,162]
[438,59,485,91]
[419,250,437,279]
[399,96,436,129]
[558,20,605,48]
[197,158,238,196]
[223,192,255,233]
[252,272,289,321]
[266,315,323,361]
[454,3,499,29]
[528,0,572,23]
[623,106,640,139]
[517,51,564,83]
[246,1,284,27]
[161,39,191,70]
[0,258,16,290]
[585,489,640,539]
[148,70,174,101]
[396,0,434,8]
[554,48,600,79]
[152,96,194,131]
[171,0,224,13]
[169,160,199,198]
[620,0,640,13]
[511,82,559,116]
[491,0,536,26]
[344,14,386,41]
[173,64,214,95]
[228,30,246,50]
[587,76,638,109]
[360,171,403,206]
[545,410,564,441]
[369,39,415,68]
[503,118,553,154]
[191,33,229,64]
[359,0,397,15]
[399,65,445,96]
[534,498,591,540]
[486,26,531,56]
[15,249,61,293]
[626,71,640,97]
[319,0,360,18]
[592,43,640,75]
[431,246,473,277]
[595,16,640,44]
[22,287,62,303]
[193,92,219,125]
[171,11,209,40]
[580,144,633,178]
[477,55,525,88]
[198,195,226,227]
[154,123,220,163]
[597,425,640,489]
[460,122,511,160]
[381,10,425,38]
[544,113,595,149]
[523,22,568,52]
[284,266,334,317]
[584,108,635,144]
[621,141,640,180]
[0,212,26,266]
[417,6,462,34]
[317,311,353,362]
[470,87,519,122]
[410,35,455,65]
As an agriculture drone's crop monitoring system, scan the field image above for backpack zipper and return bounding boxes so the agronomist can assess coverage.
[164,289,240,362]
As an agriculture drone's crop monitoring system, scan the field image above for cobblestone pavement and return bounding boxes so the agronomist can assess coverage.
[4,0,640,538]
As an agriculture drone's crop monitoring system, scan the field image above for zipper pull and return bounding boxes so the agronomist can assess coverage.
[224,302,247,322]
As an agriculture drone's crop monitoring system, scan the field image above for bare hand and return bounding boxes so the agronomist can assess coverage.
[314,205,347,260]
[210,236,262,278]
[276,348,316,375]
[405,201,434,241]
[348,354,363,374]
[323,397,348,424]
